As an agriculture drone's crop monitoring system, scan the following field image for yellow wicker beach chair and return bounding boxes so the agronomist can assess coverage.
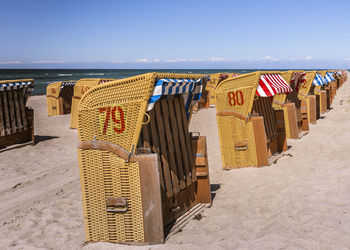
[272,71,309,139]
[46,80,76,116]
[297,71,319,124]
[70,78,114,129]
[215,71,293,169]
[77,73,211,244]
[0,79,34,151]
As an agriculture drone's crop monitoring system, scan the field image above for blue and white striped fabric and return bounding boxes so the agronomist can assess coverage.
[0,81,33,92]
[147,78,203,118]
[312,73,326,86]
[324,72,335,83]
[60,81,76,89]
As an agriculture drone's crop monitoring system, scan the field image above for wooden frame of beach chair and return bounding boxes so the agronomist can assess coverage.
[69,78,114,129]
[205,73,240,107]
[298,71,319,124]
[46,81,76,116]
[215,71,292,169]
[272,71,309,139]
[77,73,211,244]
[0,79,34,151]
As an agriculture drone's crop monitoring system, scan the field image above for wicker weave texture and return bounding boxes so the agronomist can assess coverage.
[46,82,62,116]
[216,116,257,168]
[78,149,144,242]
[298,71,316,99]
[70,79,114,129]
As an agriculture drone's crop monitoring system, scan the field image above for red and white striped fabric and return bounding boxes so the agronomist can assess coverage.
[99,80,113,84]
[256,74,292,97]
[291,72,306,92]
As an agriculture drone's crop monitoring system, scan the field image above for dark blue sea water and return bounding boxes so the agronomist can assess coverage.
[0,69,297,95]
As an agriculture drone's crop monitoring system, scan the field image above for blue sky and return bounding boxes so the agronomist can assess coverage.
[1,0,350,69]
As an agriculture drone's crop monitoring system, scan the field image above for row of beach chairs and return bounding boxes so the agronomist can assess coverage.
[43,69,346,244]
[0,70,345,244]
[2,69,344,244]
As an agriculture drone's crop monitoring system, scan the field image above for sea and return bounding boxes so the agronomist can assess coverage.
[0,69,296,95]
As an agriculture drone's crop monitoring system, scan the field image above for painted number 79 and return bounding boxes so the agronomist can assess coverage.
[99,106,126,135]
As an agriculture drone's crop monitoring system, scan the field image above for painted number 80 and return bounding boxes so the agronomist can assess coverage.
[227,90,244,106]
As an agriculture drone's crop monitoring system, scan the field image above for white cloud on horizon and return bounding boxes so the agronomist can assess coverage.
[209,57,227,62]
[111,60,126,63]
[33,60,64,64]
[289,56,312,61]
[0,61,22,65]
[261,55,279,62]
[134,58,160,63]
[165,58,204,63]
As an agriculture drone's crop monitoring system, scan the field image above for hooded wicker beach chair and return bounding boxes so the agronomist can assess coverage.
[70,78,114,129]
[310,72,328,116]
[321,71,337,107]
[0,79,34,151]
[272,71,309,139]
[46,80,76,116]
[215,71,292,169]
[77,72,211,244]
[297,71,320,124]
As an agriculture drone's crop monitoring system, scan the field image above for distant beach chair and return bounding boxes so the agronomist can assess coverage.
[272,71,309,139]
[0,79,34,151]
[206,72,240,106]
[321,70,337,107]
[215,71,292,169]
[46,81,76,116]
[77,73,211,244]
[297,71,320,124]
[69,78,114,129]
[309,72,328,116]
[334,69,346,88]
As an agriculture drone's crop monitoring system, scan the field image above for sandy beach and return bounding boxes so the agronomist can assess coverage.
[1,76,350,249]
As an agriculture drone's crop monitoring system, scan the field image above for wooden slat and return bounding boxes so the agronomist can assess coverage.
[263,98,277,140]
[148,108,167,199]
[13,90,23,132]
[2,92,11,135]
[155,101,178,195]
[8,91,17,134]
[0,94,4,136]
[173,98,192,186]
[167,98,186,190]
[264,98,275,140]
[18,89,28,131]
[141,119,151,149]
[178,99,197,182]
[160,99,180,194]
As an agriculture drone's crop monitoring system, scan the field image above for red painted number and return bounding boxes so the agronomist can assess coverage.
[228,90,244,106]
[99,106,125,135]
[81,86,90,95]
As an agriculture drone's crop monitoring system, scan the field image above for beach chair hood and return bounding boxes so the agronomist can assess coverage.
[312,73,326,86]
[78,72,205,152]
